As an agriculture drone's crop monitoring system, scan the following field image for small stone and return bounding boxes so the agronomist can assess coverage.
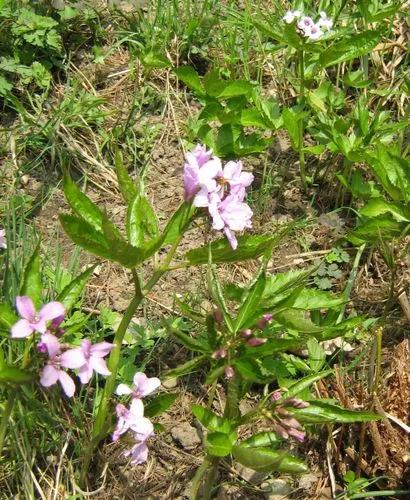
[162,377,178,389]
[299,472,318,490]
[21,174,29,186]
[171,422,201,450]
[261,478,292,499]
[234,464,269,485]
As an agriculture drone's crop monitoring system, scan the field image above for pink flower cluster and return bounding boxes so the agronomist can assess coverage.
[0,229,6,249]
[283,10,333,41]
[270,390,309,443]
[183,145,254,250]
[11,296,113,397]
[113,372,161,465]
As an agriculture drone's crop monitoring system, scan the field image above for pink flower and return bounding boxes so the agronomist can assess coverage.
[63,339,113,384]
[218,160,254,199]
[11,296,65,339]
[318,11,333,30]
[183,144,222,205]
[283,10,301,24]
[212,348,227,359]
[306,23,323,40]
[256,313,273,330]
[0,229,6,249]
[224,366,235,379]
[124,441,150,465]
[112,399,154,443]
[208,193,253,250]
[297,16,314,32]
[116,372,161,400]
[39,333,81,397]
[247,337,267,347]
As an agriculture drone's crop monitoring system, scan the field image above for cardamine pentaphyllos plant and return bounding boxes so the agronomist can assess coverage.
[0,144,380,496]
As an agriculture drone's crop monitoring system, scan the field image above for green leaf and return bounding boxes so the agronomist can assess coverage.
[285,289,345,310]
[240,432,283,449]
[232,445,308,473]
[192,404,232,433]
[0,303,18,332]
[141,51,170,69]
[114,150,138,204]
[234,272,266,331]
[127,194,159,247]
[282,108,302,149]
[278,371,333,401]
[204,70,227,97]
[319,30,383,68]
[20,244,42,308]
[307,338,326,372]
[206,431,237,457]
[174,66,203,95]
[144,394,178,418]
[166,321,209,353]
[63,174,104,231]
[185,228,296,265]
[218,80,254,98]
[288,401,381,424]
[57,265,96,313]
[0,365,34,385]
[347,214,404,245]
[360,198,410,223]
[163,355,206,380]
[101,217,145,267]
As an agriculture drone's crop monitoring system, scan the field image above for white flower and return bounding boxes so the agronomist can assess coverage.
[306,23,323,40]
[0,229,6,249]
[318,11,333,30]
[283,10,301,24]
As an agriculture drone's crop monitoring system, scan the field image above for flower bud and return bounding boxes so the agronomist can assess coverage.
[287,427,305,442]
[283,397,310,409]
[281,417,302,430]
[213,309,223,324]
[240,328,252,339]
[37,342,47,354]
[247,337,267,347]
[276,407,290,417]
[212,348,227,359]
[256,313,272,330]
[224,366,235,379]
[271,390,282,401]
[272,423,288,440]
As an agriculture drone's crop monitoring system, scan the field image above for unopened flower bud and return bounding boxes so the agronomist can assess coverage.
[272,423,289,440]
[281,417,302,430]
[240,328,252,338]
[212,348,227,359]
[37,342,47,353]
[213,309,223,324]
[256,313,273,329]
[276,407,290,417]
[283,397,310,409]
[287,428,305,442]
[247,337,267,347]
[271,390,282,401]
[224,366,235,379]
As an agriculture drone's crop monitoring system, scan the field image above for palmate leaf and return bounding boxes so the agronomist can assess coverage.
[319,30,384,68]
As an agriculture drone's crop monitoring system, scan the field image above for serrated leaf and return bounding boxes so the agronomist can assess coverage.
[232,445,308,473]
[57,265,96,313]
[63,175,104,231]
[115,150,138,203]
[192,404,232,433]
[144,394,178,418]
[319,30,383,68]
[206,431,237,457]
[20,244,42,308]
[218,80,253,98]
[174,66,203,94]
[127,194,159,247]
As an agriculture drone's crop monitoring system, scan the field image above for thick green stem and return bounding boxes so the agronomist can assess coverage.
[298,49,307,193]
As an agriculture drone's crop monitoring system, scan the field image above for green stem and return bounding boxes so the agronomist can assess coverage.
[0,391,18,456]
[298,49,307,193]
[81,236,183,485]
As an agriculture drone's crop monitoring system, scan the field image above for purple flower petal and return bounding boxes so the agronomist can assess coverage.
[60,348,86,369]
[40,364,59,387]
[10,319,33,338]
[90,356,111,376]
[89,341,114,358]
[139,377,161,397]
[78,364,93,384]
[224,227,238,250]
[130,417,154,442]
[41,333,61,358]
[38,301,65,323]
[16,296,35,321]
[129,398,144,418]
[58,371,76,397]
[125,442,149,465]
[116,383,133,396]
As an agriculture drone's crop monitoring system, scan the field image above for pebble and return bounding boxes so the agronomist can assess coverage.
[170,422,201,450]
